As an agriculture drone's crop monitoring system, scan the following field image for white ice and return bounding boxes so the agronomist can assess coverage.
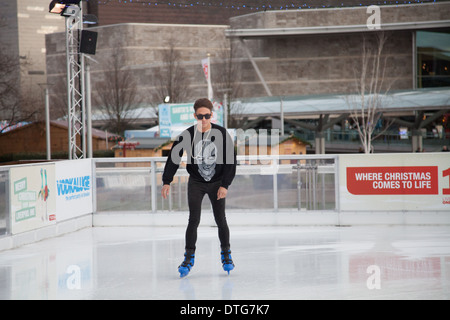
[0,225,449,300]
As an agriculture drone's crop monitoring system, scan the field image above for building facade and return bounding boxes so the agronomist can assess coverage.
[44,2,450,153]
[226,2,450,97]
[0,0,65,100]
[46,22,230,122]
[46,2,450,108]
[94,0,447,26]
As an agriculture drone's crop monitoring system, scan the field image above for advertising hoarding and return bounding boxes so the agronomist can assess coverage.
[55,159,93,221]
[159,102,224,138]
[339,153,450,211]
[10,164,56,234]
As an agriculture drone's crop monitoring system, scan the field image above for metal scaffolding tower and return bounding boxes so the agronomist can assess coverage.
[65,5,85,159]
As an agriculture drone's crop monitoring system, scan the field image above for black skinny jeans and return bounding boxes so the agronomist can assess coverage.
[185,178,230,252]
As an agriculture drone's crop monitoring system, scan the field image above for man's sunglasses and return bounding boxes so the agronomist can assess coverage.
[196,113,211,120]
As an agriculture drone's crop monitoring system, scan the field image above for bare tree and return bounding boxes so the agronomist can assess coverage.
[0,19,40,132]
[153,39,190,104]
[214,38,243,128]
[0,56,42,132]
[93,48,143,135]
[48,76,68,120]
[347,32,395,153]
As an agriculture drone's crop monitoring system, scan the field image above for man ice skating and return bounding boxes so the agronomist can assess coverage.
[161,98,236,277]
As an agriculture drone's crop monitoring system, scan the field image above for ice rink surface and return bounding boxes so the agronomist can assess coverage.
[0,225,449,300]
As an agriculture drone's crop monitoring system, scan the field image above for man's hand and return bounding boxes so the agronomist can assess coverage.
[161,184,170,199]
[217,186,228,200]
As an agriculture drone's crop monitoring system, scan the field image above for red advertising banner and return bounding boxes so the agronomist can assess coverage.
[346,166,439,195]
[443,168,450,195]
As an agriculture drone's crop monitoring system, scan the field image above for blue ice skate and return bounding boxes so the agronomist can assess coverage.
[221,250,235,275]
[178,251,195,278]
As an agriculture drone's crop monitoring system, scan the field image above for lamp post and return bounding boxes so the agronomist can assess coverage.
[38,83,53,160]
[83,55,99,158]
[45,86,51,160]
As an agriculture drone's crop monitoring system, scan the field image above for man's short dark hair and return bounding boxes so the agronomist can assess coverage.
[193,98,213,112]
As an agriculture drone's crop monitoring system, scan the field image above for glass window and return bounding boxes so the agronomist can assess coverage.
[417,30,450,88]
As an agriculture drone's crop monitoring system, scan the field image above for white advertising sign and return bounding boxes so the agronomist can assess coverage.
[55,159,93,221]
[10,164,56,234]
[339,153,450,211]
[158,102,224,138]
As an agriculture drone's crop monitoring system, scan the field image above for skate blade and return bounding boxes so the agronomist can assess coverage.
[179,271,189,278]
[223,264,234,275]
[179,267,190,278]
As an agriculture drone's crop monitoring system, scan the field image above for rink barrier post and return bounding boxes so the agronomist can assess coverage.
[150,158,157,213]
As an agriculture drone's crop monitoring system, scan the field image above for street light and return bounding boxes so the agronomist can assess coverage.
[38,83,53,160]
[49,2,66,14]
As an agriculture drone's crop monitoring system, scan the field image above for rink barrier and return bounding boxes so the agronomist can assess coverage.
[1,153,449,251]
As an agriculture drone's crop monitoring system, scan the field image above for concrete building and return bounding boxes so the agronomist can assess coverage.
[46,2,450,104]
[0,0,65,100]
[44,2,450,153]
[45,22,230,120]
[226,2,450,96]
[93,0,400,26]
[224,2,450,152]
[0,0,99,122]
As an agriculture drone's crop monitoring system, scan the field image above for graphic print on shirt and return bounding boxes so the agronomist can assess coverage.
[194,139,217,181]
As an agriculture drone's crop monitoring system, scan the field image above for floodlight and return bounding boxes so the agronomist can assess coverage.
[49,0,81,15]
[49,2,66,14]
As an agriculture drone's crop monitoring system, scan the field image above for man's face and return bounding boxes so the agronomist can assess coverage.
[194,107,213,131]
